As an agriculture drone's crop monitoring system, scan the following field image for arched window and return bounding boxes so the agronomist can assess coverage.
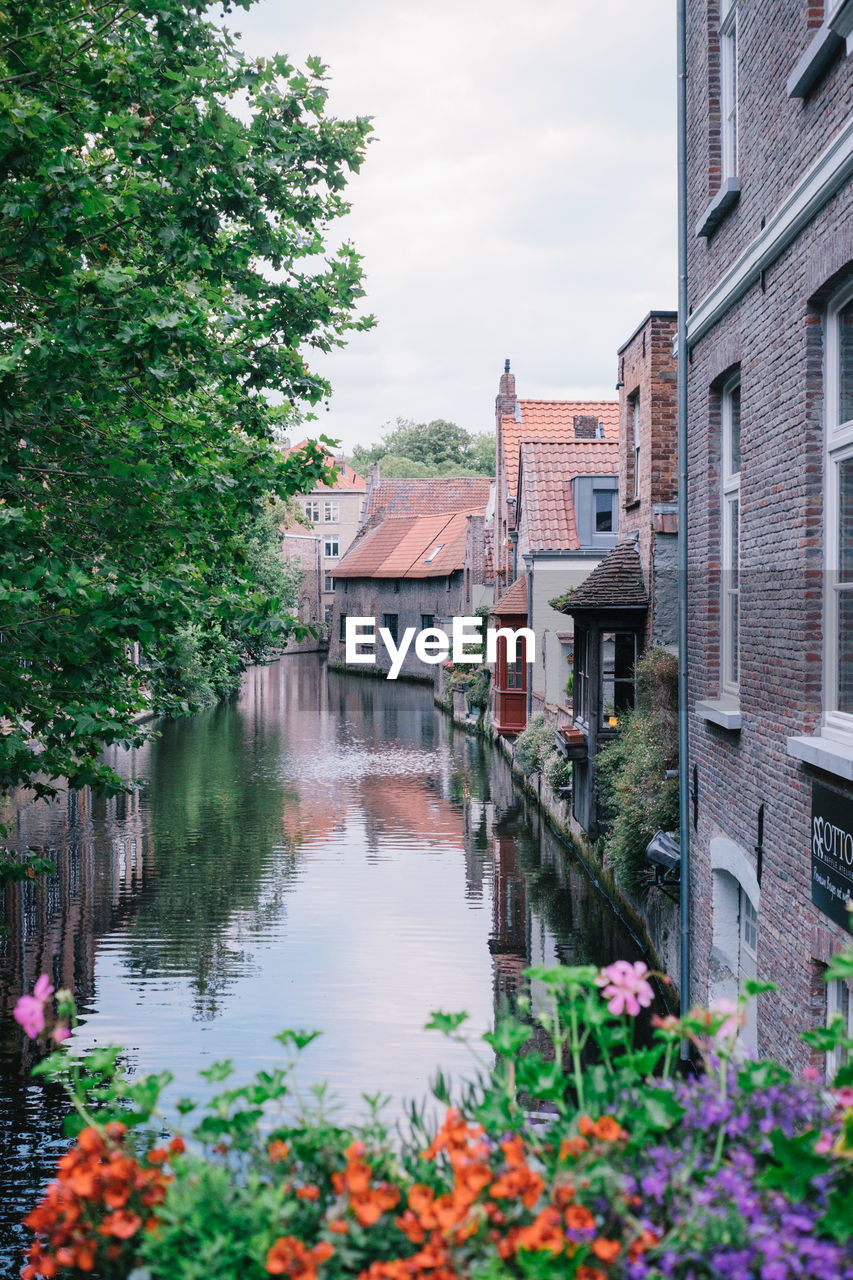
[710,837,760,1053]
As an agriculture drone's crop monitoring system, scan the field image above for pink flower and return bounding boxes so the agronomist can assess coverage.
[816,1130,835,1155]
[53,1023,71,1044]
[802,1065,821,1081]
[710,997,743,1040]
[833,1086,853,1110]
[33,974,54,1003]
[14,995,46,1039]
[596,960,654,1017]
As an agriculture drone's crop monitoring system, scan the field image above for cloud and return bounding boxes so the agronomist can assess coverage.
[233,0,676,450]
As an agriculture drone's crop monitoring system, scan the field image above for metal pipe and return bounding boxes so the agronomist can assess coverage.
[676,0,691,1038]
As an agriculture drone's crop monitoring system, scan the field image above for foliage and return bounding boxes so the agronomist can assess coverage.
[545,752,573,794]
[351,419,495,477]
[595,649,679,895]
[0,0,373,799]
[0,849,55,888]
[514,715,554,778]
[14,955,853,1280]
[464,667,491,712]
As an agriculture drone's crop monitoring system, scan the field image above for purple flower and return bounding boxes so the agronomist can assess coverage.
[14,994,46,1038]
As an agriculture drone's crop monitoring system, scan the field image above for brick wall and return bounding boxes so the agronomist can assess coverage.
[328,573,468,679]
[685,0,853,1067]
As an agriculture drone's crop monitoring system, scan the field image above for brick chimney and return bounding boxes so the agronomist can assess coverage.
[496,357,517,425]
[573,414,599,440]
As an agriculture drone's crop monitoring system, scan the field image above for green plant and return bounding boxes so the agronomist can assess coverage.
[514,714,553,778]
[546,752,573,793]
[595,649,679,894]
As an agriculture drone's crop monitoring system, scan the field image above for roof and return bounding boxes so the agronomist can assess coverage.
[553,540,648,613]
[365,476,492,519]
[501,400,619,501]
[288,440,366,492]
[490,574,528,617]
[518,440,619,552]
[331,510,478,579]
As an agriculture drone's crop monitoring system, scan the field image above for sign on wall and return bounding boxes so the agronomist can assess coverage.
[812,781,853,933]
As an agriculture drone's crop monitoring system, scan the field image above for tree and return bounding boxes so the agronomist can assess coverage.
[351,419,495,476]
[0,0,373,798]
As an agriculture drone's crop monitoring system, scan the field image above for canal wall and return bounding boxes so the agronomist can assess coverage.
[433,675,680,1010]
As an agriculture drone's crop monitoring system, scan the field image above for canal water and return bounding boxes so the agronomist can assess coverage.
[0,655,646,1268]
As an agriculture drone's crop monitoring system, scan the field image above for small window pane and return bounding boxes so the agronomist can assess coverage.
[839,297,853,426]
[730,496,739,585]
[838,587,853,714]
[595,491,613,533]
[840,457,853,584]
[729,382,741,475]
[601,630,636,728]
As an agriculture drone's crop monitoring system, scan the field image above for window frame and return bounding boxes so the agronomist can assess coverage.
[631,394,641,501]
[323,501,340,523]
[324,574,335,593]
[720,0,739,183]
[825,281,853,741]
[304,500,320,521]
[720,372,741,699]
[323,537,339,559]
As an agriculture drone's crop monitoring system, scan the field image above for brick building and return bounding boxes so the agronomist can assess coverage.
[286,442,367,624]
[684,0,853,1064]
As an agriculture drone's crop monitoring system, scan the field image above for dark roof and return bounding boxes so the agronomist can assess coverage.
[365,476,491,519]
[553,540,648,613]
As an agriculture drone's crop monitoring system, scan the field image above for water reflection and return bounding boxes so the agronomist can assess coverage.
[0,655,644,1266]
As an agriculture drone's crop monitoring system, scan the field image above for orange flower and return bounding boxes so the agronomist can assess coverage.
[265,1235,334,1278]
[146,1147,168,1165]
[577,1268,606,1280]
[627,1228,660,1261]
[105,1121,127,1142]
[268,1140,291,1163]
[97,1209,143,1239]
[592,1117,622,1143]
[327,1219,349,1235]
[297,1184,320,1202]
[578,1116,595,1137]
[565,1204,596,1231]
[169,1135,186,1155]
[559,1136,589,1159]
[515,1207,565,1255]
[592,1237,622,1263]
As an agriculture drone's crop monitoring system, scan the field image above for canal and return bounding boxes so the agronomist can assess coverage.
[0,654,646,1268]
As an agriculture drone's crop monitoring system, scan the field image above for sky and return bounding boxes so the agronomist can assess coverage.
[232,0,678,454]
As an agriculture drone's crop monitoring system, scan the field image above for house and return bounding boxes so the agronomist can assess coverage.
[280,529,324,654]
[493,361,619,583]
[328,509,489,680]
[551,311,678,837]
[286,441,367,625]
[683,0,853,1065]
[361,473,493,524]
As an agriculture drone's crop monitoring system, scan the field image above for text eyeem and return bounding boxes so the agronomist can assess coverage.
[344,616,535,680]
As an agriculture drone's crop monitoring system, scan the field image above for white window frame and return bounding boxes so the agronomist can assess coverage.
[720,0,738,182]
[825,281,853,742]
[632,395,641,501]
[826,977,853,1082]
[323,538,339,559]
[323,501,339,522]
[721,373,741,698]
[324,574,335,593]
[304,500,320,521]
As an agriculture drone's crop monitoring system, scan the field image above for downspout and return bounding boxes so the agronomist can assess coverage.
[676,0,691,1034]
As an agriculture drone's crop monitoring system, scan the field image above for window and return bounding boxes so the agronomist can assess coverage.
[304,500,320,521]
[600,631,636,728]
[381,613,398,644]
[631,394,641,501]
[826,977,853,1081]
[339,612,347,642]
[323,501,339,522]
[324,574,335,593]
[826,286,853,736]
[575,630,589,722]
[720,0,738,181]
[324,604,332,624]
[595,490,614,533]
[324,538,339,558]
[421,614,434,630]
[423,543,444,564]
[721,374,741,696]
[506,657,524,689]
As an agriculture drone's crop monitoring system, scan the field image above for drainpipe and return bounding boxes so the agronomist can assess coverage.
[676,0,691,1034]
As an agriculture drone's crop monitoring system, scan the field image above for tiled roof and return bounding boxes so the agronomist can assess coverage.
[501,400,619,501]
[332,510,479,579]
[288,440,367,492]
[490,574,528,616]
[365,476,492,519]
[518,440,619,552]
[554,540,648,612]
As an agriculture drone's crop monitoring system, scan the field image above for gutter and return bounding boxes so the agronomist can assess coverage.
[676,0,691,1039]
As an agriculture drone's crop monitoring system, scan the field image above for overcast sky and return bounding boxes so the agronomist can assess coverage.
[233,0,677,454]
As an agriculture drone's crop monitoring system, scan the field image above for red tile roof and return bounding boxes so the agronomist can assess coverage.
[332,511,480,580]
[501,400,619,501]
[518,439,619,552]
[288,440,366,492]
[490,574,528,617]
[365,476,491,519]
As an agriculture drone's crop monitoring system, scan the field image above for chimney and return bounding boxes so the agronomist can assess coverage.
[496,357,517,424]
[573,414,599,440]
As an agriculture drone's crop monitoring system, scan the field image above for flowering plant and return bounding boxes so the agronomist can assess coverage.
[13,949,853,1280]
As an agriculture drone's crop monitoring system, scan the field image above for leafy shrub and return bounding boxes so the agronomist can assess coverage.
[513,714,553,778]
[545,752,573,794]
[595,648,679,894]
[465,667,491,711]
[14,952,853,1280]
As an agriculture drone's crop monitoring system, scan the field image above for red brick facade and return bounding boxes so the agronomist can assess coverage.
[685,0,853,1066]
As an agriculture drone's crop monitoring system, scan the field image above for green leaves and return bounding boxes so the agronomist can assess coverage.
[425,1010,469,1036]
